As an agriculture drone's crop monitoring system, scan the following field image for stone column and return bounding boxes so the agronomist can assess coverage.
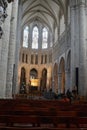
[37,68,41,91]
[78,0,87,96]
[14,1,22,95]
[58,73,62,94]
[6,0,18,98]
[70,0,80,93]
[0,3,12,98]
[47,70,51,91]
[65,70,71,92]
[70,2,76,89]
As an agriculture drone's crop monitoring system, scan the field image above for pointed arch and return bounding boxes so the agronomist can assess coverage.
[29,68,38,88]
[30,68,38,79]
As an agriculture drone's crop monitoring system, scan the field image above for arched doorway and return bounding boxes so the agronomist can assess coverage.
[40,68,47,91]
[29,68,38,91]
[59,57,65,94]
[30,68,38,79]
[53,63,58,93]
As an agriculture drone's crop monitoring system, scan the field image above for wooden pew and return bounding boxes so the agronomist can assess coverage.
[0,99,87,112]
[0,126,81,130]
[0,99,87,129]
[0,115,79,128]
[0,105,78,116]
[0,99,70,107]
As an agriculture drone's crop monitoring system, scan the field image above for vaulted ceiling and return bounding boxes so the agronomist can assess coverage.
[20,0,67,31]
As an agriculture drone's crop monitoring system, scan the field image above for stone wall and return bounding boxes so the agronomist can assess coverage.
[18,48,52,93]
[0,2,12,98]
[0,0,18,98]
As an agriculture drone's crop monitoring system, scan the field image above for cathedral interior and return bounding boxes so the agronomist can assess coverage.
[1,1,87,129]
[0,0,87,99]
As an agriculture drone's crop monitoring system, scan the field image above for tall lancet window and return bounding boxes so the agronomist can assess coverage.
[32,26,39,49]
[42,27,48,49]
[23,26,29,48]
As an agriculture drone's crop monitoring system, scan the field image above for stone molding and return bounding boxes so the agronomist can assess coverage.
[0,0,13,38]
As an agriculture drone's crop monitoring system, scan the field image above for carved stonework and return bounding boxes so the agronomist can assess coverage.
[0,0,13,38]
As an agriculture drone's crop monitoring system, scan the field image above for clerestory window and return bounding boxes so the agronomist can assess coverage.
[32,26,39,49]
[42,27,48,49]
[23,26,29,48]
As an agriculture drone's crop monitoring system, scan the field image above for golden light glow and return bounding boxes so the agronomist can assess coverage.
[30,79,39,87]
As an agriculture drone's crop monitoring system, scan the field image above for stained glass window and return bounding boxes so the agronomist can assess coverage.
[23,26,29,48]
[32,26,39,49]
[42,27,48,49]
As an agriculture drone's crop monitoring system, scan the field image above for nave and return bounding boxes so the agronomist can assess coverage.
[0,0,87,129]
